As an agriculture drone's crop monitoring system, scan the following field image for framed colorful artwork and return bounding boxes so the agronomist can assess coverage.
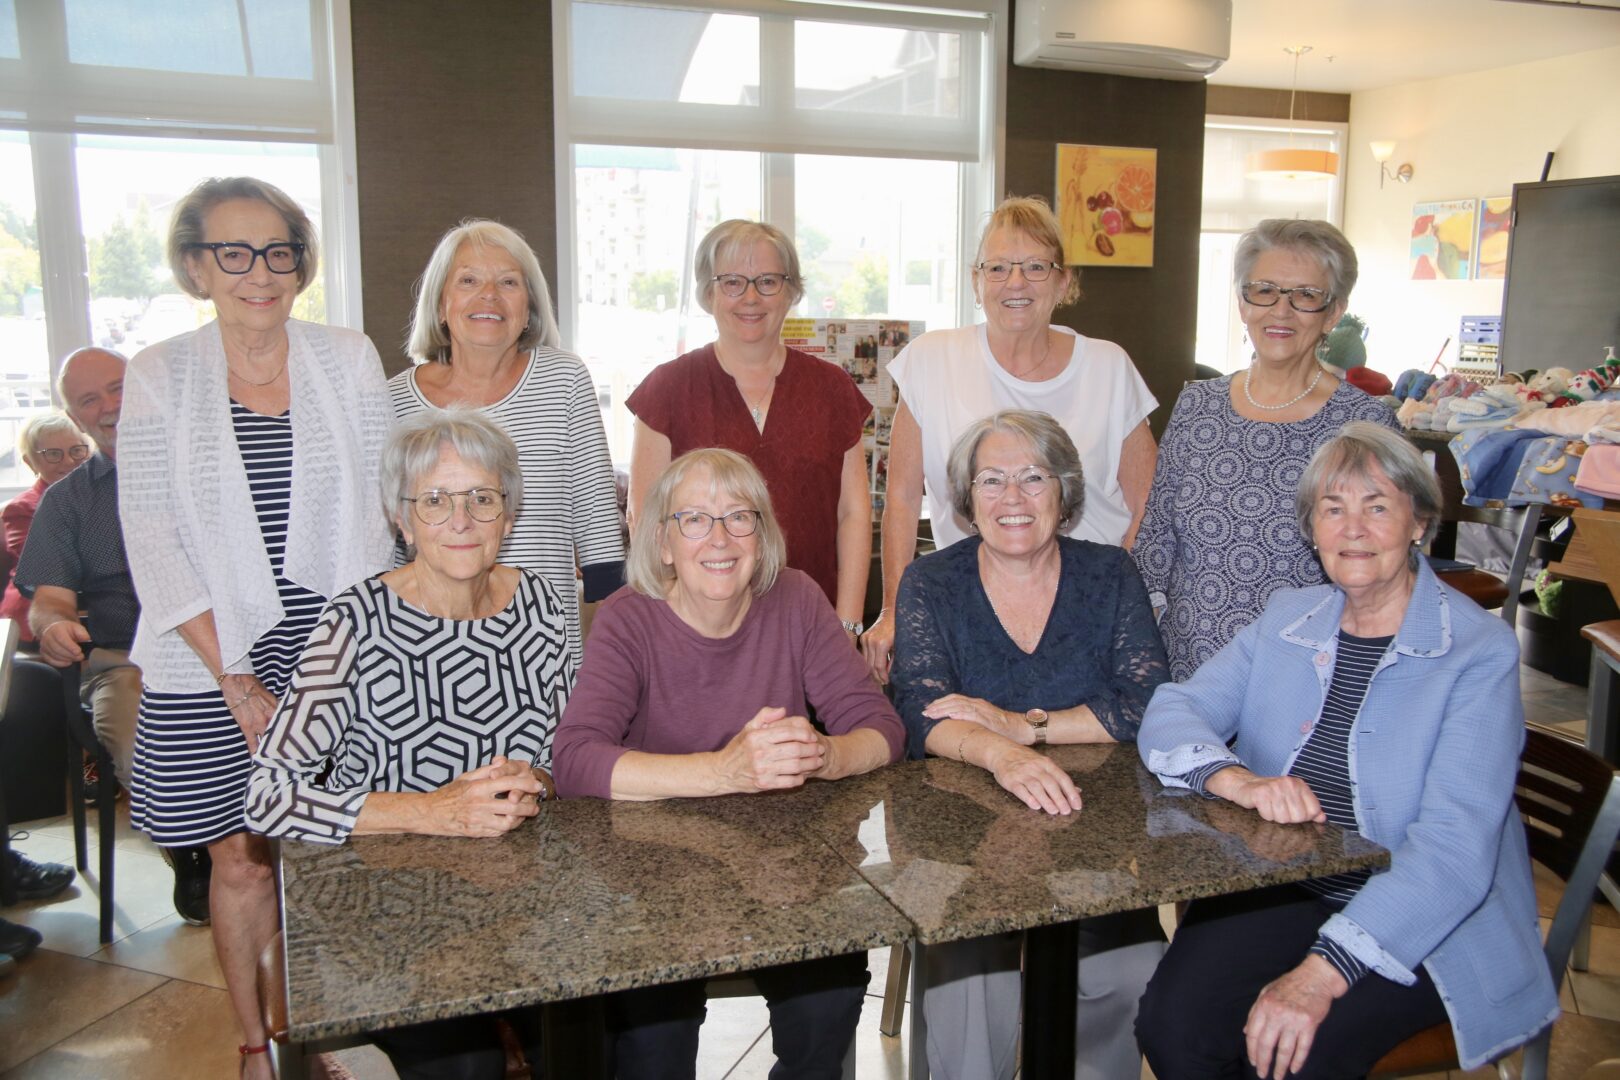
[1474,196,1512,279]
[1057,143,1157,267]
[1410,199,1476,280]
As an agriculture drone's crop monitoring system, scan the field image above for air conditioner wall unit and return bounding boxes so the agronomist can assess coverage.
[1013,0,1232,81]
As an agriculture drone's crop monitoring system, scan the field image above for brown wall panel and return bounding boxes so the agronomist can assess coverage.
[1206,85,1350,123]
[350,0,556,376]
[1003,41,1206,432]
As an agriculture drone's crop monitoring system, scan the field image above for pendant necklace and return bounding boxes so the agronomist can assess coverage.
[744,380,774,432]
[228,358,287,387]
[1243,365,1322,411]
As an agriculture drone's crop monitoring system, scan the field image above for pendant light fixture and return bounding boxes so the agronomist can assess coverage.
[1245,45,1340,182]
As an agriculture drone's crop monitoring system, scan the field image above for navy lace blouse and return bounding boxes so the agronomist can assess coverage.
[891,536,1170,760]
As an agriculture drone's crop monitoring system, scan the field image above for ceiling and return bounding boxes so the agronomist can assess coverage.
[1209,0,1620,93]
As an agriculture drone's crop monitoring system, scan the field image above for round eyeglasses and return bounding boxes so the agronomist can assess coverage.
[187,242,306,276]
[669,509,762,540]
[402,488,507,525]
[712,273,791,298]
[1239,281,1334,313]
[32,445,92,465]
[972,467,1053,500]
[975,259,1058,283]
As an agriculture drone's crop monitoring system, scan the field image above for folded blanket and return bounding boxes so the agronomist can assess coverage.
[1447,395,1520,432]
[1397,398,1433,429]
[1575,445,1620,499]
[1453,427,1546,503]
[1515,400,1620,437]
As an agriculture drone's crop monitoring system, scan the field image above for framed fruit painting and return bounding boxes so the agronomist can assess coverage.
[1057,144,1157,267]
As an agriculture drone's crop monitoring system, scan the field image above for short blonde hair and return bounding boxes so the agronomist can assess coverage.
[693,220,804,314]
[168,177,318,299]
[17,410,86,465]
[946,409,1084,530]
[407,219,561,364]
[975,195,1079,307]
[625,449,786,600]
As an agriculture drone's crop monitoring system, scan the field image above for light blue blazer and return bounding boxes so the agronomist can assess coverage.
[1138,559,1558,1070]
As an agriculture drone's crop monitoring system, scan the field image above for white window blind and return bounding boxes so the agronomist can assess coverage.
[1202,117,1346,231]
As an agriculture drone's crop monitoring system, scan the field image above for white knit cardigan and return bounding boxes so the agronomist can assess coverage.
[120,319,395,693]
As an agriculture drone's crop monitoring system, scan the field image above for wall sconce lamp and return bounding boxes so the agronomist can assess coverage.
[1369,141,1413,187]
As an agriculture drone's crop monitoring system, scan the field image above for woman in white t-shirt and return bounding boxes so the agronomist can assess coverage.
[862,195,1158,682]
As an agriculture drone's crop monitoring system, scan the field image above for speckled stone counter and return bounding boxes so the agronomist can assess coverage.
[279,793,913,1041]
[279,744,1388,1043]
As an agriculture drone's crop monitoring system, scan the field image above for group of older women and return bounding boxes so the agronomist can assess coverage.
[102,170,1556,1080]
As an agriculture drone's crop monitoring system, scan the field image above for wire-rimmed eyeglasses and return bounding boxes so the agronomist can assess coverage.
[402,488,508,526]
[31,445,91,465]
[711,273,791,298]
[975,259,1059,283]
[971,467,1054,500]
[187,242,306,276]
[1239,281,1334,313]
[668,509,762,540]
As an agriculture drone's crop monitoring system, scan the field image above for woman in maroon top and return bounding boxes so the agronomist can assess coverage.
[627,220,872,644]
[553,448,902,1078]
[0,412,93,641]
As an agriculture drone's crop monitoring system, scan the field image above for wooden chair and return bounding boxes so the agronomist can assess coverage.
[61,659,118,944]
[1432,501,1543,625]
[1371,728,1620,1078]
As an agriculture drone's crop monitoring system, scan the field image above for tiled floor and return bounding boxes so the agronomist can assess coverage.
[1,663,1616,1079]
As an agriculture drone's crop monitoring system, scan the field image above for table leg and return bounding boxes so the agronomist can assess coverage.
[909,941,929,1080]
[542,996,609,1079]
[1589,648,1620,766]
[1022,921,1078,1080]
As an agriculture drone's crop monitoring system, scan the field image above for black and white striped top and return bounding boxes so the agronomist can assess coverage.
[1291,630,1393,985]
[389,349,625,667]
[233,403,329,662]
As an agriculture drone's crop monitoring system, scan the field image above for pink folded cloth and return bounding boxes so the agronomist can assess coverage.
[1575,445,1620,499]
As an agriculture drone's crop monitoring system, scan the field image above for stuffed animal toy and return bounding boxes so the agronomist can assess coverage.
[1522,366,1574,403]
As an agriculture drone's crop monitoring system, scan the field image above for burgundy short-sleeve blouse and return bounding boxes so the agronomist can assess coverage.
[628,344,871,603]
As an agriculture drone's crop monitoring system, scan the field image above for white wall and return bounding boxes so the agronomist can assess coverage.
[1343,44,1620,378]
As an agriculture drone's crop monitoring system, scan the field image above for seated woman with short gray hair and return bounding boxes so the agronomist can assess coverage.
[246,407,572,1079]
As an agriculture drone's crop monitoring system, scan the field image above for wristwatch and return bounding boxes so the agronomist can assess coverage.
[841,619,864,636]
[1025,708,1049,745]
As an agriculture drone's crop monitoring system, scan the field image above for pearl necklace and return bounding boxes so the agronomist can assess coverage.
[1243,365,1322,411]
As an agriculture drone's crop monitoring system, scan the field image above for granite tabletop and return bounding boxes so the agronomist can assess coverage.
[279,793,914,1041]
[279,745,1388,1040]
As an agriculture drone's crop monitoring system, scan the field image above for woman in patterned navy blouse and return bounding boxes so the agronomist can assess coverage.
[890,408,1169,1080]
[247,408,570,1079]
[1133,219,1397,682]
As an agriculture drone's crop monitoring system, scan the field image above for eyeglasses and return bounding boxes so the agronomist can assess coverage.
[32,445,91,465]
[187,242,306,276]
[975,259,1059,283]
[669,509,762,540]
[712,273,791,298]
[402,488,508,525]
[1239,281,1334,313]
[972,467,1054,499]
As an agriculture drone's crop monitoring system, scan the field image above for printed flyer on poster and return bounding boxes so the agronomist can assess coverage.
[781,318,924,505]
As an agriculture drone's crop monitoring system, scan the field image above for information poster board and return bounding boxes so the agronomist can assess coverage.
[782,317,925,504]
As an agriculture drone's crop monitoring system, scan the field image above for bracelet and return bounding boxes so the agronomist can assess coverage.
[214,670,230,686]
[229,691,253,708]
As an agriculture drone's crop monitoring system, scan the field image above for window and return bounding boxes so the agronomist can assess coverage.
[1196,117,1346,374]
[556,0,1001,461]
[0,0,359,488]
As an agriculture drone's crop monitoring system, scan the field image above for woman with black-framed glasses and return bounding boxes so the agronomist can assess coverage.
[1133,218,1399,682]
[627,219,873,650]
[247,408,570,1080]
[554,447,903,1077]
[0,411,93,643]
[120,175,394,1078]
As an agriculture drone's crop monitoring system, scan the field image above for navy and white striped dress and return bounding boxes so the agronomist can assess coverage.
[130,403,330,846]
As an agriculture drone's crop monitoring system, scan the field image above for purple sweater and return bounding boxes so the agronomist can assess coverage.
[553,569,905,799]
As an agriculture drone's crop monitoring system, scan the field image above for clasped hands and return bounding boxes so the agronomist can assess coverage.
[416,756,550,838]
[713,706,832,793]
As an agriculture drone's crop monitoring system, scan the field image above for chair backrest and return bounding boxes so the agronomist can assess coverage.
[1517,728,1620,990]
[0,618,21,713]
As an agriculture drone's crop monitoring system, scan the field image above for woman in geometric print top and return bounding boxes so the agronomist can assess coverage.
[1135,423,1556,1078]
[247,408,568,1080]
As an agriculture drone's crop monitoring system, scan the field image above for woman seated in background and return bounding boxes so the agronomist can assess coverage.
[246,409,571,1080]
[627,219,872,645]
[392,218,623,671]
[1132,218,1397,682]
[0,411,92,642]
[1135,422,1557,1077]
[553,447,904,1079]
[863,195,1158,683]
[890,409,1169,1080]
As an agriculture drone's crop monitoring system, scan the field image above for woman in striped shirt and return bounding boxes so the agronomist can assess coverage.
[390,220,623,669]
[1135,422,1556,1077]
[122,177,395,1078]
